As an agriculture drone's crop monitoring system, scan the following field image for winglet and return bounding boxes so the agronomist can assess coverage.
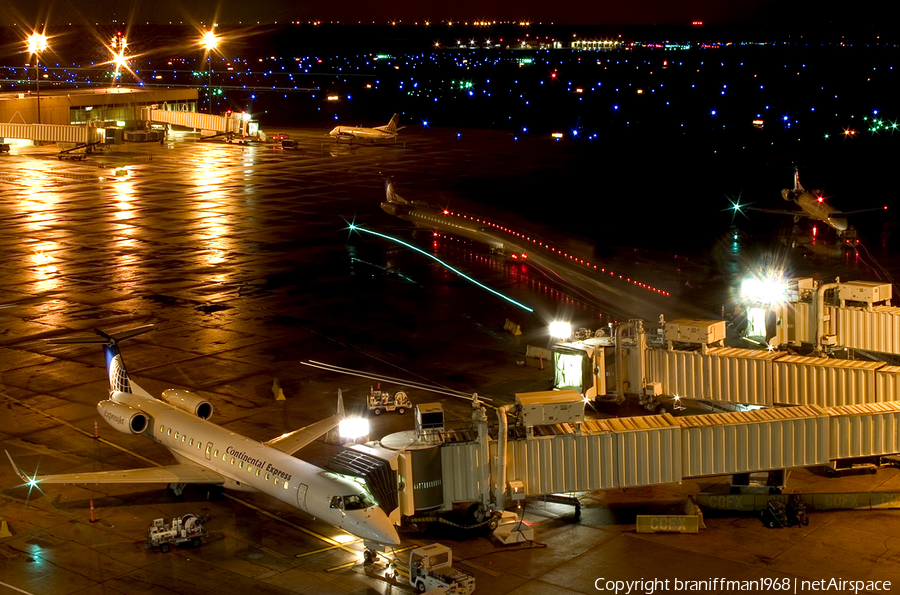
[5,450,28,483]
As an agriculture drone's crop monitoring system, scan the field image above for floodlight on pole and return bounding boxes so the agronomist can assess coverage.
[111,32,128,80]
[200,30,219,112]
[27,32,47,124]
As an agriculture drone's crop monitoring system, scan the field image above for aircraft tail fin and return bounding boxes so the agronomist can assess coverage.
[384,178,408,204]
[51,325,155,395]
[793,166,805,193]
[374,113,400,134]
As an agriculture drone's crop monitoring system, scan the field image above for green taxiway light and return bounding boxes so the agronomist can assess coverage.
[349,224,534,313]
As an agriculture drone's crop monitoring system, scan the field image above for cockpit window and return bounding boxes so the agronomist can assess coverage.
[343,494,368,510]
[330,493,371,510]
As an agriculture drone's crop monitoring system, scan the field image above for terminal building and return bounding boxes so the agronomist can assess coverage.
[0,87,198,127]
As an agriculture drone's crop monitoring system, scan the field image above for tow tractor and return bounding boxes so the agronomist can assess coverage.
[384,543,475,594]
[144,510,210,552]
[367,386,411,415]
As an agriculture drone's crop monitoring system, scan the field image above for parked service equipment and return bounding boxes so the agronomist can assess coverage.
[144,510,209,552]
[368,387,411,415]
[407,543,475,594]
[759,499,789,528]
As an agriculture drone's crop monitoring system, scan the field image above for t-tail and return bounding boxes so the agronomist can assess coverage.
[782,166,805,201]
[793,166,805,193]
[51,326,155,395]
[384,178,408,204]
[374,113,400,134]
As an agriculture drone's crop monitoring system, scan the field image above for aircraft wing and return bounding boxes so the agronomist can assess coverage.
[840,206,887,215]
[742,206,806,217]
[6,452,226,485]
[263,415,340,456]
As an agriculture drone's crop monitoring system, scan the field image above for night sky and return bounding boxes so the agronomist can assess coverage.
[0,0,873,27]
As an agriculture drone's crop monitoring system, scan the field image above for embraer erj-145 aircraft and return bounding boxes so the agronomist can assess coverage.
[747,167,885,234]
[6,326,400,551]
[328,114,402,141]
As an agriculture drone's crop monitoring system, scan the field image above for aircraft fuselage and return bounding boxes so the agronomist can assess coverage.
[793,191,849,231]
[109,390,399,546]
[329,126,396,141]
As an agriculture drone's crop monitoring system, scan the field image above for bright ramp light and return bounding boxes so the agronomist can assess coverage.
[549,321,572,340]
[28,32,47,54]
[339,417,369,439]
[741,274,788,304]
[201,31,219,51]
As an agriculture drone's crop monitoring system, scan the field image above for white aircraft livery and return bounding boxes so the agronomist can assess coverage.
[328,113,402,141]
[6,326,400,549]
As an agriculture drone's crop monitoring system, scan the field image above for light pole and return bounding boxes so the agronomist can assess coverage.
[27,32,47,124]
[111,32,127,82]
[200,30,218,112]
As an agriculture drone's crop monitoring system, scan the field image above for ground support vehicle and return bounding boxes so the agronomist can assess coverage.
[144,510,209,552]
[759,500,789,528]
[405,543,475,594]
[786,495,809,526]
[367,387,411,415]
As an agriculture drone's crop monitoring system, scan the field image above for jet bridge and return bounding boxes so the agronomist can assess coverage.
[378,397,900,523]
[764,278,900,357]
[554,317,900,411]
[140,108,262,141]
[0,123,105,156]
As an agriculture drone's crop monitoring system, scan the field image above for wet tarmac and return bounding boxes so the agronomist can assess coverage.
[2,129,900,594]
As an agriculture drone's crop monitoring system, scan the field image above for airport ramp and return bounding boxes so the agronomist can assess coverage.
[0,123,104,144]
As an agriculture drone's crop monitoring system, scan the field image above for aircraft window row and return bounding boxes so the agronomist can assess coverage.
[154,431,286,489]
[158,425,203,452]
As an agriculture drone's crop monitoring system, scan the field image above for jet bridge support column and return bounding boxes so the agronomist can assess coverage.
[614,320,646,404]
[816,280,840,354]
[471,398,492,515]
[494,404,516,512]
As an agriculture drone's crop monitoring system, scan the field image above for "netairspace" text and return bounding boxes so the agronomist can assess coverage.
[594,578,891,594]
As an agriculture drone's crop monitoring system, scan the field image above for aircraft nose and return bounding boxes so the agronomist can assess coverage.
[347,507,400,546]
[831,217,848,231]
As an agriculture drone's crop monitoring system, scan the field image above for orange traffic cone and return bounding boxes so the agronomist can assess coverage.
[89,499,96,523]
[93,420,99,439]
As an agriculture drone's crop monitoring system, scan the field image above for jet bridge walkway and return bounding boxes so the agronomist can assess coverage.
[433,401,900,511]
[140,108,261,141]
[0,123,105,158]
